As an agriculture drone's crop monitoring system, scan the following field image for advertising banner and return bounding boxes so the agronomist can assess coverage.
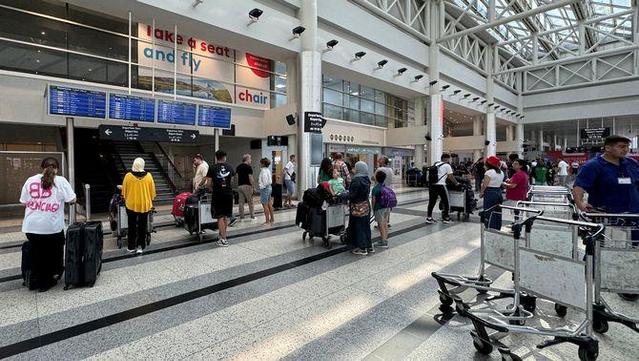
[137,24,271,109]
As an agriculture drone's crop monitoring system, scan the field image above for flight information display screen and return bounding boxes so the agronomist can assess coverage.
[157,100,196,125]
[109,94,155,122]
[49,85,106,118]
[198,105,232,129]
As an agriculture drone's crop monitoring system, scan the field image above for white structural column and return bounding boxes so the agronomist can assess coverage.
[414,96,426,168]
[298,0,322,192]
[66,117,76,223]
[472,116,483,160]
[516,72,524,157]
[285,58,298,105]
[484,45,497,156]
[428,0,444,164]
[538,129,544,152]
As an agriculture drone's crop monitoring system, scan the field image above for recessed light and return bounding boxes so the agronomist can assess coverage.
[41,31,46,35]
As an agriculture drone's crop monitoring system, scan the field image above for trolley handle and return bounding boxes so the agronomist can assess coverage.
[580,212,639,227]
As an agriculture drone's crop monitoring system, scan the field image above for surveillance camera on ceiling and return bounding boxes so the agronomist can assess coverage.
[355,51,367,60]
[291,26,305,37]
[376,59,387,68]
[414,75,424,81]
[397,67,407,75]
[326,39,338,49]
[248,8,263,23]
[441,84,450,91]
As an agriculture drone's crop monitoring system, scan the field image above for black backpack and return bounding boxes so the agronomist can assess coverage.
[302,188,323,208]
[428,162,445,185]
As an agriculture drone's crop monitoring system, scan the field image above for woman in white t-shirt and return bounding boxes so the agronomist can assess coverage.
[258,158,274,226]
[480,156,505,230]
[20,157,76,292]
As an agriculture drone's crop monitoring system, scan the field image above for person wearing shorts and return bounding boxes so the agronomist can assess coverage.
[371,170,390,248]
[258,158,274,225]
[205,150,235,247]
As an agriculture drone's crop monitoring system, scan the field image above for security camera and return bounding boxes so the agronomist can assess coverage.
[493,105,499,109]
[453,90,461,95]
[463,93,470,98]
[355,51,367,60]
[376,59,387,68]
[472,97,479,102]
[248,8,263,23]
[397,68,407,75]
[484,140,490,146]
[441,85,450,91]
[414,75,424,81]
[480,100,487,104]
[326,39,338,49]
[487,102,494,107]
[429,80,438,86]
[291,26,305,38]
[425,133,432,141]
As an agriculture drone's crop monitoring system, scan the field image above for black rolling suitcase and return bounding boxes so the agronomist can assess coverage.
[295,203,311,228]
[21,242,36,290]
[272,183,283,209]
[64,221,103,289]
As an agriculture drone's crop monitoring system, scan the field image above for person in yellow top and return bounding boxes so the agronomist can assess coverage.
[121,158,156,254]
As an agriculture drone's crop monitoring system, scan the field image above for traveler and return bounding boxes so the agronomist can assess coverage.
[546,161,557,185]
[532,159,548,185]
[504,159,529,206]
[426,154,460,224]
[332,153,351,187]
[472,157,485,192]
[283,154,296,208]
[121,158,156,254]
[204,150,235,247]
[557,158,569,186]
[506,153,518,178]
[20,157,76,292]
[236,154,256,221]
[371,171,390,249]
[481,156,505,230]
[375,156,393,186]
[192,154,209,192]
[317,158,333,183]
[258,158,274,226]
[328,168,346,195]
[573,135,639,213]
[348,161,372,256]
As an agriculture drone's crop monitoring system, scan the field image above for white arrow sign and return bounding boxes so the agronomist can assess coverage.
[104,129,112,136]
[191,134,196,139]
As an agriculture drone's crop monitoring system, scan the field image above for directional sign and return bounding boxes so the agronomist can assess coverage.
[49,85,106,118]
[109,94,155,122]
[99,125,199,143]
[304,111,324,134]
[198,105,232,129]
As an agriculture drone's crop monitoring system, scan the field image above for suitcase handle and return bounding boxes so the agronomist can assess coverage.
[84,184,91,222]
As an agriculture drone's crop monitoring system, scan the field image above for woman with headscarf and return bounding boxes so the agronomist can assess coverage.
[20,157,76,292]
[121,158,156,254]
[347,161,372,255]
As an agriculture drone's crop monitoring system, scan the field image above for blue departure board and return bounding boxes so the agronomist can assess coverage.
[109,94,155,122]
[157,100,196,125]
[49,85,106,118]
[198,105,232,129]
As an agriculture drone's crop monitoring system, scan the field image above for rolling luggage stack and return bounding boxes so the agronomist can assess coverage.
[448,179,477,221]
[296,187,348,249]
[183,189,218,241]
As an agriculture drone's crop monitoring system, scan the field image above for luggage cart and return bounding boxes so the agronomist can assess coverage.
[582,213,639,334]
[517,201,578,259]
[301,203,348,249]
[183,193,219,242]
[448,184,476,221]
[527,186,572,204]
[115,204,156,249]
[432,205,543,316]
[460,216,604,361]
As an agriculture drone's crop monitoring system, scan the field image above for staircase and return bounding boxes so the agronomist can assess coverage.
[74,129,118,214]
[112,142,176,205]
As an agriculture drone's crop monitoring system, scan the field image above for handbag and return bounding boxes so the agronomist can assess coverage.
[351,200,370,217]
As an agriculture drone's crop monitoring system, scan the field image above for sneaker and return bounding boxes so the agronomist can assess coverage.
[136,248,143,255]
[367,246,375,254]
[442,218,453,224]
[375,241,389,249]
[126,248,136,254]
[351,248,368,256]
[426,217,436,224]
[217,239,229,247]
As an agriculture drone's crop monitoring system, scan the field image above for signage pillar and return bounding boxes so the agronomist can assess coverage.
[66,117,76,224]
[413,96,426,169]
[298,0,322,193]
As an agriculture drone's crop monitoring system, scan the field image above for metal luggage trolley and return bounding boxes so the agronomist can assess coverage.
[302,202,349,249]
[432,205,543,316]
[581,213,639,334]
[527,185,572,204]
[116,204,156,248]
[448,185,475,221]
[517,201,579,259]
[190,193,218,242]
[460,216,604,361]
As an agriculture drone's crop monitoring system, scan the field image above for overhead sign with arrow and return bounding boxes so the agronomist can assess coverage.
[99,125,199,143]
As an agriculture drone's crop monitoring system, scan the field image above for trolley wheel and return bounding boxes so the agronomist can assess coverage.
[578,344,599,361]
[339,234,347,244]
[522,297,537,313]
[592,315,609,334]
[476,276,489,294]
[619,293,639,301]
[439,293,453,307]
[462,213,470,222]
[472,338,493,355]
[554,303,568,317]
[322,236,331,249]
[302,231,307,241]
[508,308,525,326]
[63,285,69,291]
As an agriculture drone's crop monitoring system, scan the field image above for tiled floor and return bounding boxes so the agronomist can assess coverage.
[1,187,637,360]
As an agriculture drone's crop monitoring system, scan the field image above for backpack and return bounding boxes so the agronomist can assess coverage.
[378,185,397,209]
[428,162,445,185]
[302,188,323,208]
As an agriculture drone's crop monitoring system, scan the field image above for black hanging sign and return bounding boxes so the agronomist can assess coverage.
[304,111,324,134]
[99,125,199,143]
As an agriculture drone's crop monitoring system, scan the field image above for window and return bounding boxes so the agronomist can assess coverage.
[321,74,409,128]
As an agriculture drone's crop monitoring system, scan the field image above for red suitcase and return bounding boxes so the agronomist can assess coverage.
[172,192,192,225]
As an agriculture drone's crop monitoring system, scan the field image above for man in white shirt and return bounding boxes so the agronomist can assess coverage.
[426,153,459,224]
[557,158,569,186]
[283,154,296,208]
[192,154,209,192]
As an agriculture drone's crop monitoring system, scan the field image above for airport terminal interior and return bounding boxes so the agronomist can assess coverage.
[1,0,639,360]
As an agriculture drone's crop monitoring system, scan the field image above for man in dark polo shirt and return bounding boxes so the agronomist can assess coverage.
[573,135,639,213]
[205,150,235,247]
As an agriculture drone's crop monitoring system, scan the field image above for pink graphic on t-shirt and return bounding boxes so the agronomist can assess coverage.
[25,182,59,213]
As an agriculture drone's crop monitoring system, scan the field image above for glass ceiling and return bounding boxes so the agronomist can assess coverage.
[449,0,634,63]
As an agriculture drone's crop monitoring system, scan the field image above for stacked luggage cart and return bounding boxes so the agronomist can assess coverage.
[431,185,639,360]
[109,189,156,249]
[296,187,348,249]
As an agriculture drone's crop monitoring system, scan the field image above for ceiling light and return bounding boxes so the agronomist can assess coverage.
[441,85,450,91]
[480,100,487,104]
[463,93,470,98]
[376,59,387,68]
[472,97,479,102]
[326,39,338,49]
[355,51,367,60]
[192,0,203,7]
[397,68,407,75]
[429,80,438,86]
[291,26,305,38]
[275,84,286,88]
[414,75,424,81]
[453,90,461,95]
